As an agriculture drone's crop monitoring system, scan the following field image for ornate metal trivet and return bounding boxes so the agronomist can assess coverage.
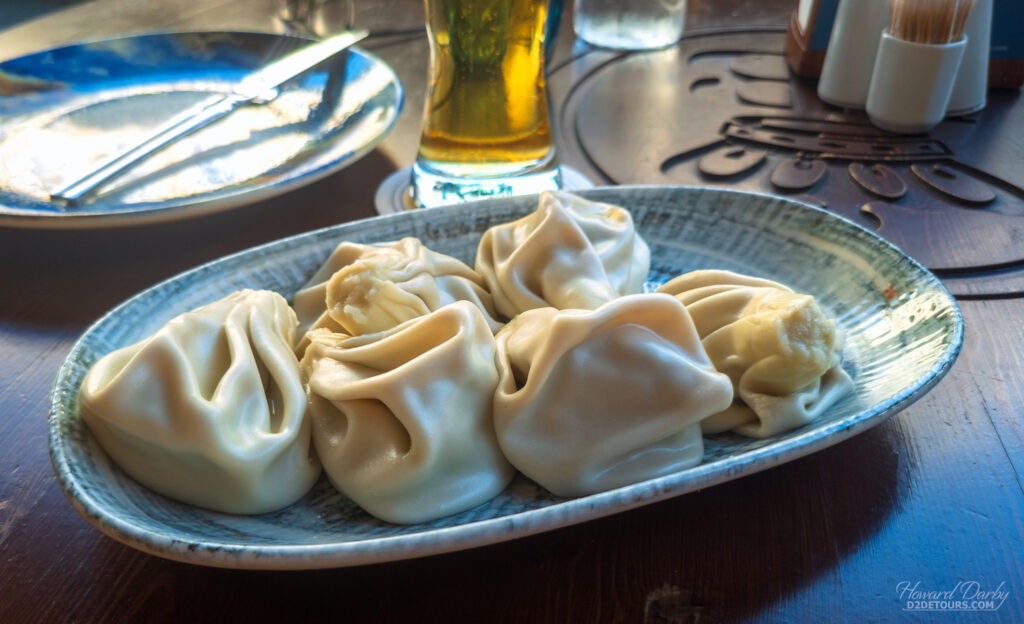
[548,30,1024,298]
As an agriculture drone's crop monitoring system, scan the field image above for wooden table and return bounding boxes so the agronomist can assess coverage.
[1,1,1021,622]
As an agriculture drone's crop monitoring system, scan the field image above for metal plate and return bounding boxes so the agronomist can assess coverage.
[0,32,402,228]
[50,186,962,570]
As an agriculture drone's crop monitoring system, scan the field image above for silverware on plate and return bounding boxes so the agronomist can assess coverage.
[50,29,369,206]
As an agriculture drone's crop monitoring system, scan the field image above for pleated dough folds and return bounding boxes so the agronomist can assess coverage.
[302,301,514,524]
[78,289,320,514]
[657,270,854,438]
[292,237,501,343]
[476,191,651,318]
[492,294,734,497]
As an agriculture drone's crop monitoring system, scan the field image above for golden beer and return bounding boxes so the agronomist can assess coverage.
[413,0,560,206]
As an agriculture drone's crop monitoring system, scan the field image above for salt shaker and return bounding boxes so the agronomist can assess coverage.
[817,0,891,109]
[947,0,992,115]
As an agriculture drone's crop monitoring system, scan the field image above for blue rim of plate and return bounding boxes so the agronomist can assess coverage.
[0,31,403,229]
[48,186,964,569]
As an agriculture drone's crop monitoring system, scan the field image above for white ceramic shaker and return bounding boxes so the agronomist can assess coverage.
[817,0,891,109]
[946,0,992,116]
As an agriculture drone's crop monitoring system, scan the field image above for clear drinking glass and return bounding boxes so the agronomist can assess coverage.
[573,0,686,50]
[411,0,561,208]
[275,0,356,37]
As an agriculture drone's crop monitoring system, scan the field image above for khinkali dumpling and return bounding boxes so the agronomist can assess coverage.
[493,294,734,497]
[476,191,651,318]
[293,241,377,336]
[78,289,320,514]
[302,301,514,523]
[657,270,853,438]
[292,237,501,341]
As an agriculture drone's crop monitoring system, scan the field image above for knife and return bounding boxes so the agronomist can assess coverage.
[51,29,370,205]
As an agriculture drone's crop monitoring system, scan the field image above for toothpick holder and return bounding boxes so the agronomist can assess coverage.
[866,32,967,134]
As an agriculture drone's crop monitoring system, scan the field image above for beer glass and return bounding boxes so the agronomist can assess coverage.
[412,0,562,208]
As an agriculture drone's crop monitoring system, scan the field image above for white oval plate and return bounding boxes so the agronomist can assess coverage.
[49,186,963,569]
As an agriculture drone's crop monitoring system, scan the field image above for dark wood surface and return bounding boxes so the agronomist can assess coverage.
[1,2,1022,622]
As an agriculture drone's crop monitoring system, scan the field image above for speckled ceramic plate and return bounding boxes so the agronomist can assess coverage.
[49,186,963,569]
[0,31,401,228]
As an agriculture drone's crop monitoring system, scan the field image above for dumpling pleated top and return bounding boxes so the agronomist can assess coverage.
[78,289,321,515]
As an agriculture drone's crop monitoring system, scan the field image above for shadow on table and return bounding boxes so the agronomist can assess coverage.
[29,420,907,623]
[0,149,393,325]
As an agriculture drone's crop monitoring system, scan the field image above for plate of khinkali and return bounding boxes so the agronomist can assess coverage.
[49,186,962,569]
